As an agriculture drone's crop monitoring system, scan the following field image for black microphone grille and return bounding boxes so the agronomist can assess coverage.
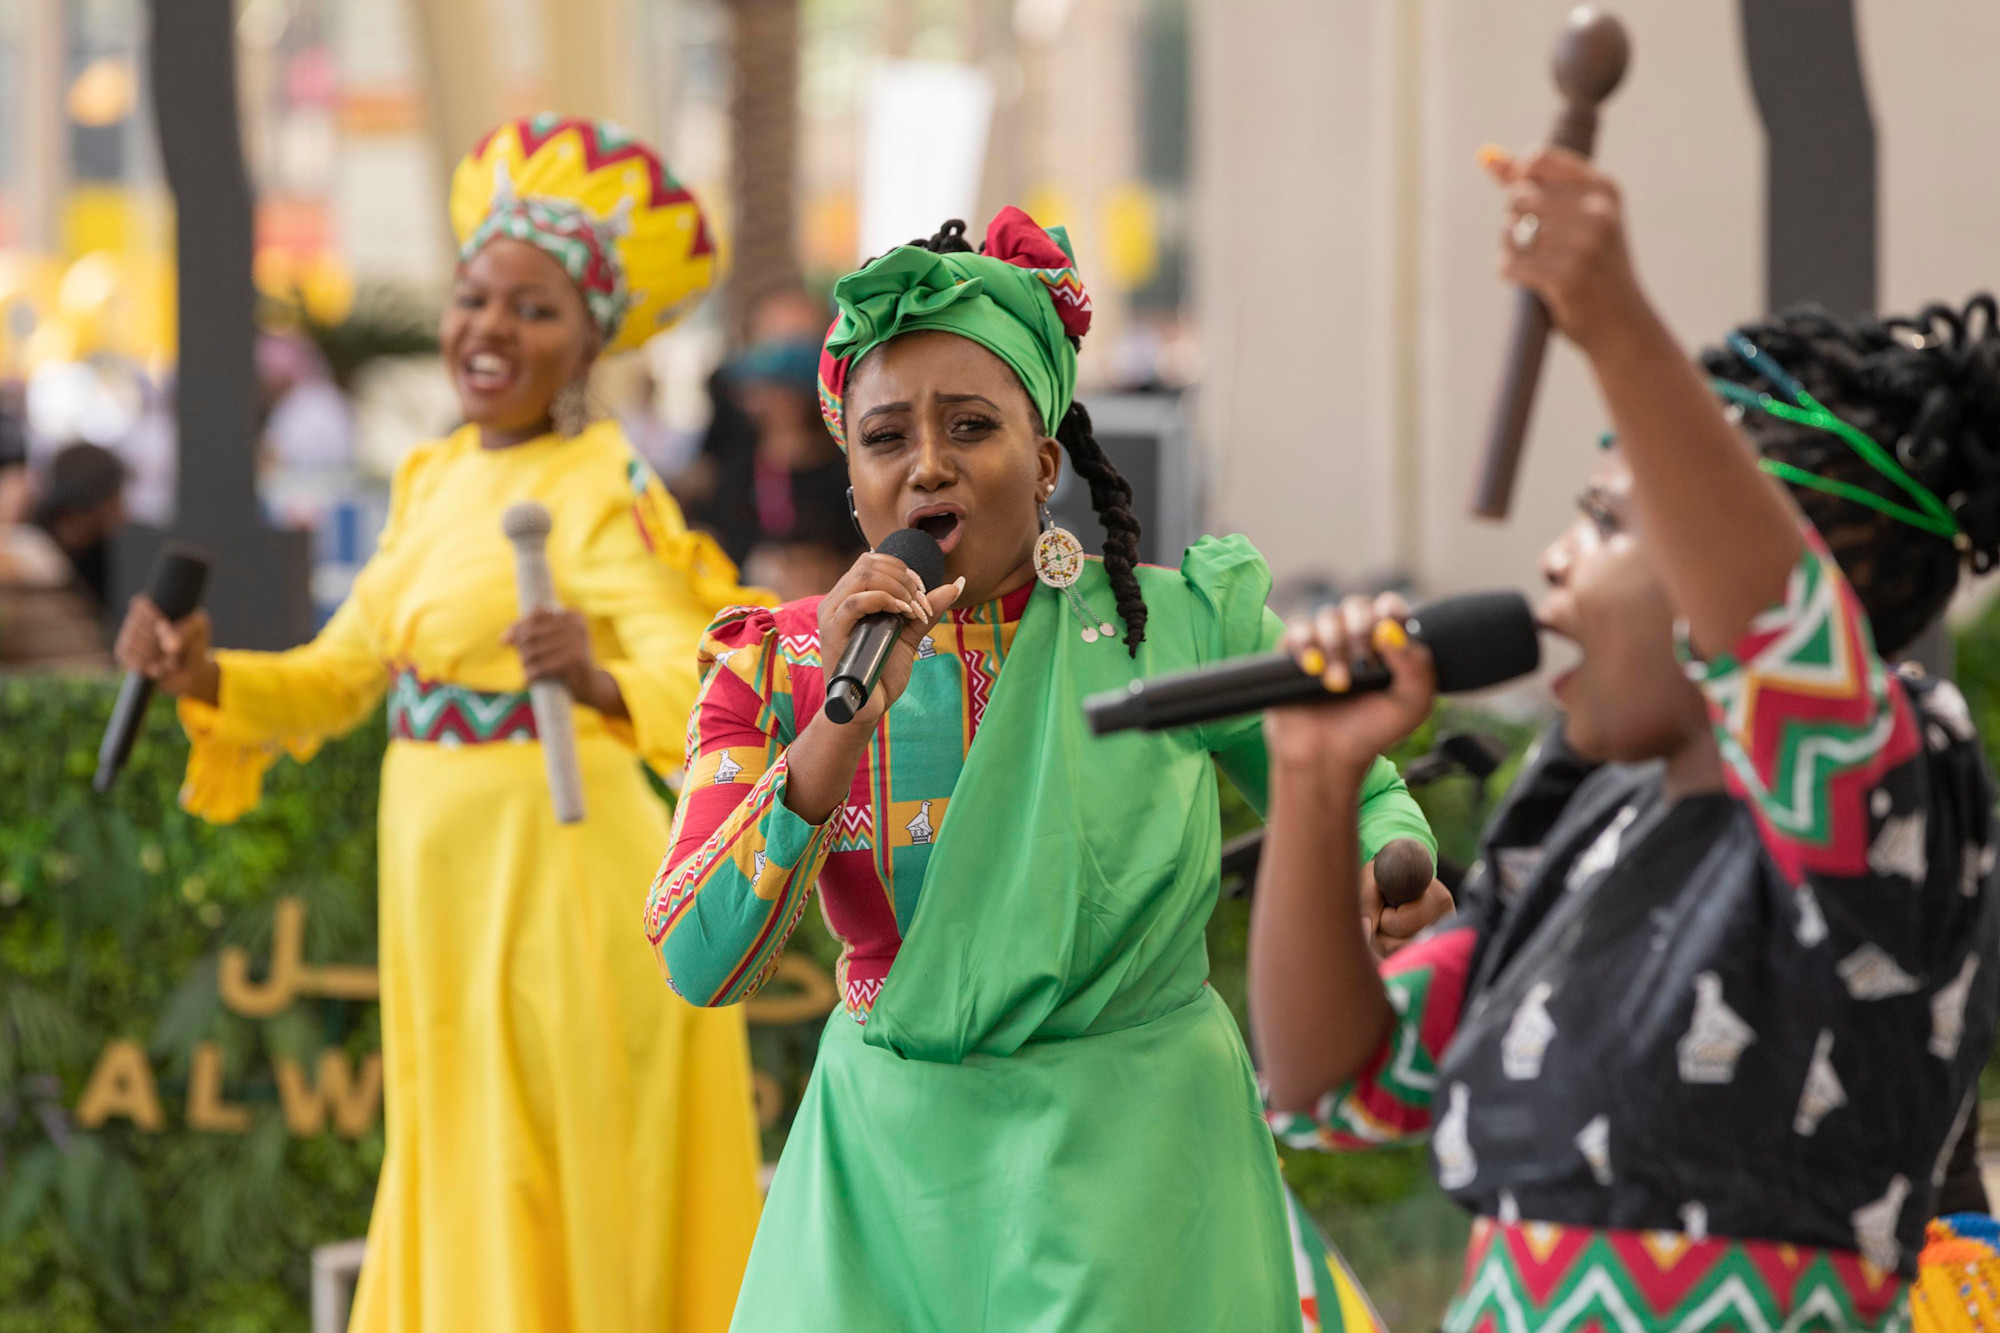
[874,527,948,592]
[148,545,210,621]
[1409,590,1541,693]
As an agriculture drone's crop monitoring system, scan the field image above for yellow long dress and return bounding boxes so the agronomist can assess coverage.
[175,419,765,1332]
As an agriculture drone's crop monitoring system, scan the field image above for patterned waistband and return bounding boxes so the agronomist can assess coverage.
[387,672,537,745]
[1448,1217,1909,1332]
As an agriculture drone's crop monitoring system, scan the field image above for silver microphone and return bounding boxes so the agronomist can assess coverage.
[502,502,585,825]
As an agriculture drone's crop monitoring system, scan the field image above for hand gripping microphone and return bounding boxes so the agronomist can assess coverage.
[1083,590,1541,736]
[95,546,210,793]
[503,502,585,825]
[823,527,947,726]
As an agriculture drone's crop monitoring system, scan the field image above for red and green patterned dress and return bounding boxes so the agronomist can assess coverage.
[1272,532,2000,1331]
[647,537,1431,1331]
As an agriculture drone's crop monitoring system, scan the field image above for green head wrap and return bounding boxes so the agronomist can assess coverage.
[816,208,1093,449]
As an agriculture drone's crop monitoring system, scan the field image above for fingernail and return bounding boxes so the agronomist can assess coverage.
[1323,661,1350,692]
[1300,647,1326,676]
[952,576,966,593]
[1373,620,1408,652]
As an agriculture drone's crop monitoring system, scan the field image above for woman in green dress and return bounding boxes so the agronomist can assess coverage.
[645,209,1450,1330]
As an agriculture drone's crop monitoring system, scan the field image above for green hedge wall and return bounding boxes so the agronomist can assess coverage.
[0,674,384,1331]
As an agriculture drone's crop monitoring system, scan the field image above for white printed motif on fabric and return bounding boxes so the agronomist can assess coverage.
[905,800,935,845]
[1837,944,1922,1000]
[1495,847,1544,898]
[1851,1174,1910,1273]
[1435,1084,1477,1189]
[714,751,743,784]
[1921,680,1977,742]
[1566,806,1638,892]
[1929,954,1980,1060]
[1793,1029,1847,1137]
[1793,885,1829,947]
[1677,972,1756,1085]
[1868,810,1927,883]
[1501,982,1558,1081]
[1962,840,1994,898]
[1679,1202,1709,1242]
[1575,1115,1613,1186]
[916,635,937,659]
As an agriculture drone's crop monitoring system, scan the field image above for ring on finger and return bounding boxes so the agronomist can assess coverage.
[1510,212,1541,252]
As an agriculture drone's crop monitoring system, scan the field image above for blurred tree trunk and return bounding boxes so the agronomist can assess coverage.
[138,0,312,650]
[727,0,803,344]
[409,0,504,254]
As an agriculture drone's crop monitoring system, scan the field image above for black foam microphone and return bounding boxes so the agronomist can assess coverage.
[94,546,210,793]
[823,527,948,725]
[1083,590,1541,737]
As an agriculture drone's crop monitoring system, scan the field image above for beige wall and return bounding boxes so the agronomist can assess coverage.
[1196,0,2000,610]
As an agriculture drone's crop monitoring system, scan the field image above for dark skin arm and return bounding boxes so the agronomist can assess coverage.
[1251,593,1439,1113]
[116,597,636,720]
[502,607,628,720]
[1489,147,1803,657]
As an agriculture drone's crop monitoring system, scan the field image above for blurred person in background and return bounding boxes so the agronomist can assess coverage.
[674,287,830,556]
[33,440,127,609]
[0,415,105,667]
[257,329,355,478]
[114,116,764,1332]
[723,336,862,600]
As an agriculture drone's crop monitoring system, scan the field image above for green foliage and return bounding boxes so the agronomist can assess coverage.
[0,672,384,1327]
[274,283,443,392]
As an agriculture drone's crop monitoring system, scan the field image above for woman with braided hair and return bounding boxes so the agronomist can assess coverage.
[646,209,1449,1330]
[1252,147,2000,1332]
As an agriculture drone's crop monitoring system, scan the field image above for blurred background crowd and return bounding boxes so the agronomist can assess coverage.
[0,0,1205,668]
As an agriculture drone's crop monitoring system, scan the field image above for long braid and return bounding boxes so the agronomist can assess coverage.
[1056,401,1148,655]
[1699,293,2000,656]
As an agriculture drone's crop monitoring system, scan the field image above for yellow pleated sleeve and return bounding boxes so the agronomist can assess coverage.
[569,454,775,776]
[176,594,390,823]
[172,443,430,825]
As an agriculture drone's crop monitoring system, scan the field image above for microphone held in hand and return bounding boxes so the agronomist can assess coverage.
[1082,590,1541,737]
[503,501,585,825]
[823,528,948,726]
[95,546,209,793]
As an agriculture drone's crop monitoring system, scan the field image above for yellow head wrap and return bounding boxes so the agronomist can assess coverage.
[448,115,717,353]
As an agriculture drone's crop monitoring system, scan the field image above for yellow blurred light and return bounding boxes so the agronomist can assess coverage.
[1021,184,1074,233]
[297,255,355,326]
[58,251,122,319]
[68,57,137,128]
[1101,183,1159,293]
[27,316,84,366]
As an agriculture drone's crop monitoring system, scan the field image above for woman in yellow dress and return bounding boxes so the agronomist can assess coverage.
[113,116,764,1331]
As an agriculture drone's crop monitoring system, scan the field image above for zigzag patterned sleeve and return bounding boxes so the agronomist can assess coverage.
[1680,530,1922,884]
[1268,923,1475,1151]
[643,606,841,1007]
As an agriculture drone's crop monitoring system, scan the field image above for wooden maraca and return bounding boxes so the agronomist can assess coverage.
[1469,7,1631,521]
